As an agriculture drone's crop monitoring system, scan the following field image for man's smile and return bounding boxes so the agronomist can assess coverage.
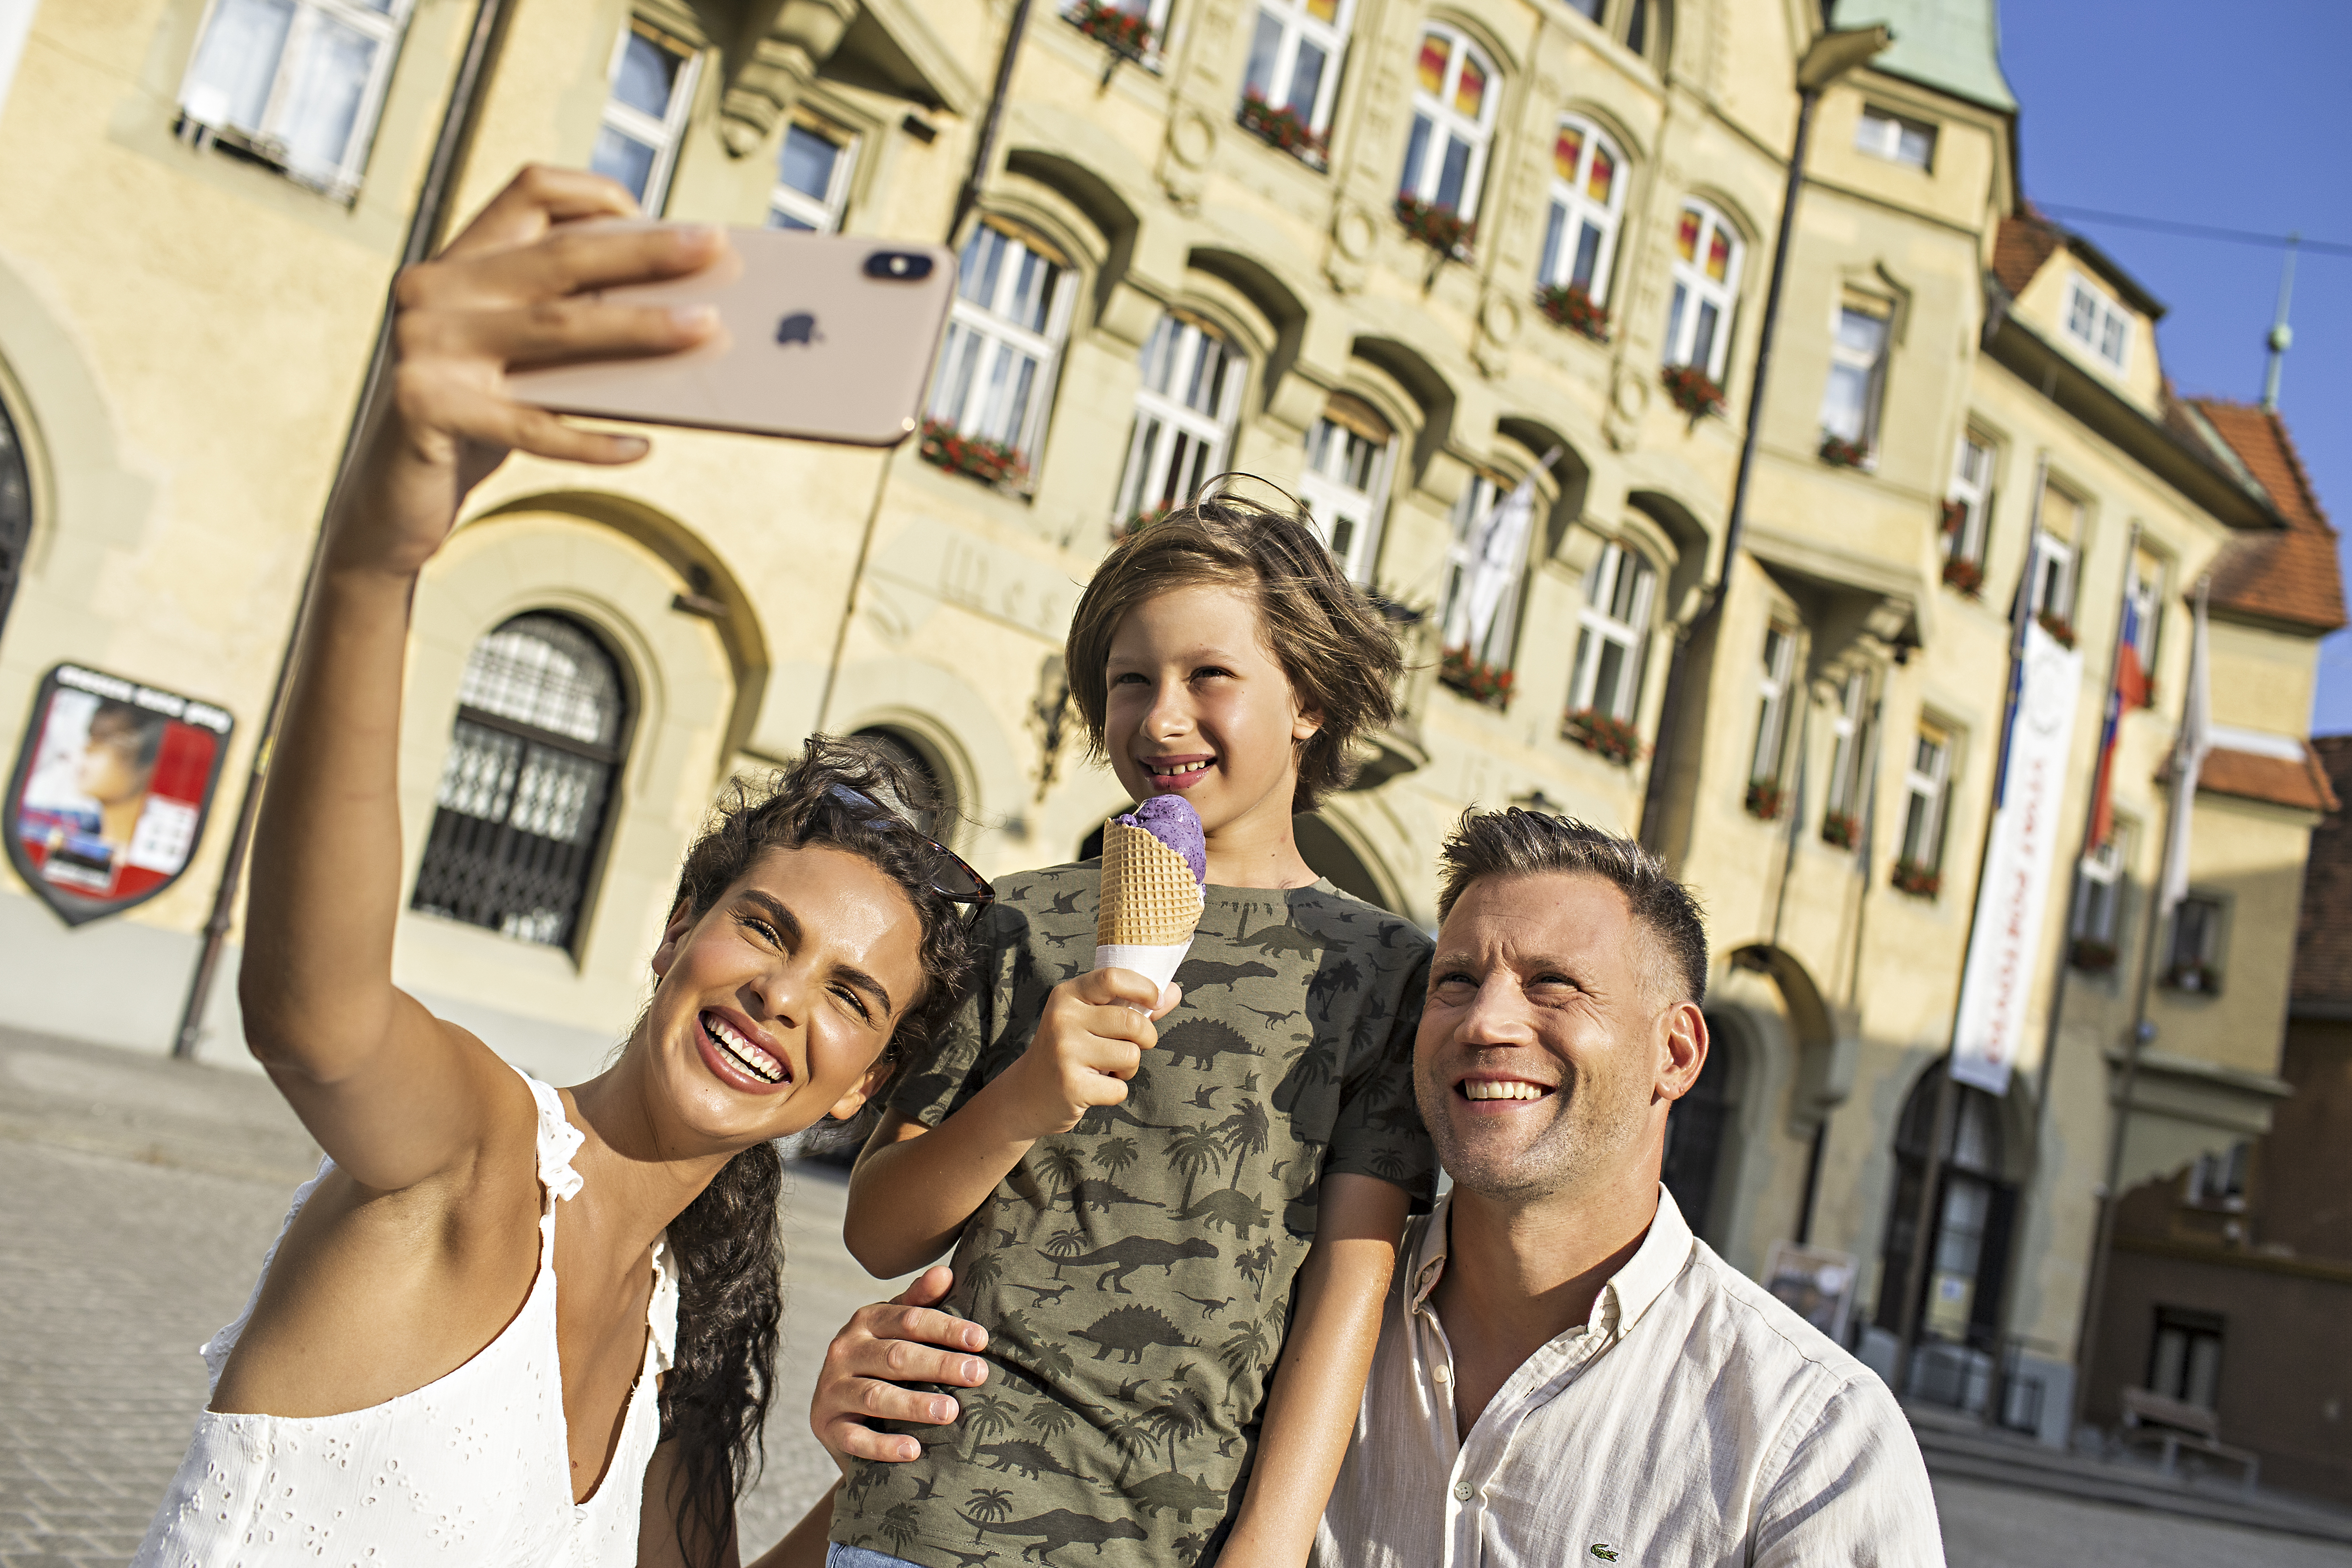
[1456,1074,1557,1104]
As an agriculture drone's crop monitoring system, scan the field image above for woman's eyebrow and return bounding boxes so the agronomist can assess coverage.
[740,888,895,1018]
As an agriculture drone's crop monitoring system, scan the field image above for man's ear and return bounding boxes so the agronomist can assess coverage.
[1655,1001,1708,1103]
[826,1057,894,1123]
[651,899,697,980]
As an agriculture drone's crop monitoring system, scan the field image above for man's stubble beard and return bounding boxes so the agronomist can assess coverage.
[1420,1063,1653,1207]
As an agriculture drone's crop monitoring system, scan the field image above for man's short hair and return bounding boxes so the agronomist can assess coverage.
[1436,809,1708,1007]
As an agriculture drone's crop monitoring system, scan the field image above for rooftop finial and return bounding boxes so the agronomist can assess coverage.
[2262,233,2299,412]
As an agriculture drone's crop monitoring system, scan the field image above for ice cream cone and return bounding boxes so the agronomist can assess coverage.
[1093,808,1204,990]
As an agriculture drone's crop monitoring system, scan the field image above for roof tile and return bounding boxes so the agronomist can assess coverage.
[2197,746,2340,814]
[2191,401,2347,633]
[1992,214,2062,297]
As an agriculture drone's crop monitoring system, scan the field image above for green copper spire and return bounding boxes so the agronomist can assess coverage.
[1829,0,2017,113]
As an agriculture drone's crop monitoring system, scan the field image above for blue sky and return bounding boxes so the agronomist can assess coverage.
[1997,0,2352,736]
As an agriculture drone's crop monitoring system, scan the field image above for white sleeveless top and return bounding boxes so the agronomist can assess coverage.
[134,1069,680,1568]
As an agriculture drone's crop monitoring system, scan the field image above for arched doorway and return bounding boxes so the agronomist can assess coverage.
[0,392,30,638]
[852,725,960,842]
[1875,1059,2019,1407]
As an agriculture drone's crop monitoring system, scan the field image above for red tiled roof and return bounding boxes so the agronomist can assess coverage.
[2190,402,2347,633]
[2293,736,2352,1005]
[2198,746,2341,814]
[1992,215,2063,297]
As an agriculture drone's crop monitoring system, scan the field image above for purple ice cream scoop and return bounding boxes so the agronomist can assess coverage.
[1120,794,1206,886]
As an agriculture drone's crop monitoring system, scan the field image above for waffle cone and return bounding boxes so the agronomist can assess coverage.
[1097,818,1204,947]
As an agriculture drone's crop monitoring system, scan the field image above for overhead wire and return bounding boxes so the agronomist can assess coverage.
[2033,203,2352,257]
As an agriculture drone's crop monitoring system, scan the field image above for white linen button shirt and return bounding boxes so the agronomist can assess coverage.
[1315,1187,1944,1567]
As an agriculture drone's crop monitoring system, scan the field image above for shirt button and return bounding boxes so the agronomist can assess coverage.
[1454,1481,1475,1503]
[1433,1364,1452,1385]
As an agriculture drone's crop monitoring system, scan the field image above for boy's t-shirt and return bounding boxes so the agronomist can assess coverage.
[831,860,1435,1568]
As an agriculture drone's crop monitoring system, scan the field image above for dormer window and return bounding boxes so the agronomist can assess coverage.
[2065,274,2130,372]
[1855,106,1934,170]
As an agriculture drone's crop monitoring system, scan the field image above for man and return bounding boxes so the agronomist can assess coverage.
[790,810,1944,1565]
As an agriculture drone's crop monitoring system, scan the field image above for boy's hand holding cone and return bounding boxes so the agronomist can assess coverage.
[1006,798,1201,1137]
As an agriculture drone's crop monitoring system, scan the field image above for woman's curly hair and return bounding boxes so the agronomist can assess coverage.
[655,734,978,1565]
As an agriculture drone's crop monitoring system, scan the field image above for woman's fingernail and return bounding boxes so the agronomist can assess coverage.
[674,223,720,251]
[669,305,717,331]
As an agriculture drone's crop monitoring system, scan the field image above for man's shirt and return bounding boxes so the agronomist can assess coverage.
[1316,1187,1945,1567]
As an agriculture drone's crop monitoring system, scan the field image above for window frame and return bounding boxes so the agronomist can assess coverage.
[1567,539,1656,723]
[1398,25,1500,219]
[1855,104,1936,170]
[2071,825,2128,945]
[2030,482,2083,622]
[1241,0,1356,139]
[1538,115,1629,304]
[1751,623,1797,786]
[926,220,1079,468]
[2125,544,2165,669]
[2064,273,2131,372]
[1820,296,1892,454]
[1823,668,1871,828]
[589,18,702,215]
[1438,472,1532,673]
[1298,401,1394,586]
[2165,892,2226,993]
[1947,430,1995,566]
[175,0,416,200]
[1114,312,1247,528]
[1899,724,1952,870]
[1663,199,1744,382]
[768,114,858,232]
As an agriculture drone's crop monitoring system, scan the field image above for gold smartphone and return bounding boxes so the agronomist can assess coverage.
[509,223,956,446]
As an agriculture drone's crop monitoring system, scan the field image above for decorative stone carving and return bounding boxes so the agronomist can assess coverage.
[1605,359,1649,451]
[718,0,858,157]
[1326,198,1375,293]
[1475,287,1519,379]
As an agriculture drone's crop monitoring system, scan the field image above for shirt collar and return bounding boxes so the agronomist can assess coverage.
[1408,1183,1697,1337]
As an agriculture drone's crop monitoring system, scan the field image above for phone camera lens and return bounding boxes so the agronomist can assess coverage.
[863,250,934,282]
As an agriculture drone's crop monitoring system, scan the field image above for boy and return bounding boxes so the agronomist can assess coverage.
[826,496,1434,1568]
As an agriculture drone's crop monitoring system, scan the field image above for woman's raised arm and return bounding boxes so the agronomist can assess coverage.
[238,167,721,1190]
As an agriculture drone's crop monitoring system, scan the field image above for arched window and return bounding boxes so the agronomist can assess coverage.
[1663,199,1743,382]
[1438,472,1528,676]
[0,394,29,638]
[852,726,959,843]
[1242,0,1355,143]
[1297,395,1393,585]
[411,614,630,952]
[1875,1062,2017,1371]
[1539,117,1627,303]
[928,221,1076,466]
[1115,313,1246,529]
[1568,540,1655,722]
[1398,26,1499,218]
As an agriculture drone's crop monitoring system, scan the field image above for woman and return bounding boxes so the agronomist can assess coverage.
[133,167,984,1568]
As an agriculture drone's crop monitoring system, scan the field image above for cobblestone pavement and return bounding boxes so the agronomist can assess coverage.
[8,1028,2349,1567]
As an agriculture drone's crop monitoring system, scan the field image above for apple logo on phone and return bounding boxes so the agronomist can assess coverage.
[775,312,821,347]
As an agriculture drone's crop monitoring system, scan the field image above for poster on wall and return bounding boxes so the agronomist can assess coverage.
[5,664,234,926]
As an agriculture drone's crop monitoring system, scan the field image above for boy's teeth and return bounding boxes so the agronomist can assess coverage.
[706,1013,786,1084]
[1464,1080,1548,1101]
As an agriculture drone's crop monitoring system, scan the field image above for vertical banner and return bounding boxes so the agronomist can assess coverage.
[6,664,234,925]
[1950,622,2083,1094]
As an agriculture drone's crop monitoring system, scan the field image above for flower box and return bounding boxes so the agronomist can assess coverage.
[2069,936,2118,973]
[1820,811,1859,850]
[1237,93,1327,166]
[1535,282,1610,342]
[2165,960,2223,995]
[1395,194,1474,258]
[1068,0,1153,57]
[1891,857,1941,898]
[2036,609,2077,649]
[1941,555,1984,598]
[1744,777,1785,821]
[1112,501,1171,541]
[1440,645,1513,708]
[1939,498,1966,537]
[1564,707,1641,765]
[1660,363,1724,421]
[919,418,1027,487]
[1818,432,1870,469]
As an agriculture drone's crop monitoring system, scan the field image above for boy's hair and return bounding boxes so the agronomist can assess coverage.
[89,700,167,772]
[1065,488,1404,812]
[669,733,977,1062]
[1436,808,1709,1009]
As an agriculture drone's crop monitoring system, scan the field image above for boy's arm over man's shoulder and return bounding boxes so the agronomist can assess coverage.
[1751,1370,1945,1567]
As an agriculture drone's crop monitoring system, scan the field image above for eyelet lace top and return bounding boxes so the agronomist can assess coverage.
[134,1067,679,1567]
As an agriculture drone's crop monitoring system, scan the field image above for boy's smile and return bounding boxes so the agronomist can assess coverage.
[1104,583,1321,871]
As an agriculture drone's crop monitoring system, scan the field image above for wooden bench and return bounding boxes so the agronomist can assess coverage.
[2118,1387,2261,1494]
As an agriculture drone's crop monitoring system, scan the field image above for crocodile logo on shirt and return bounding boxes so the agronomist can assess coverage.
[1589,1546,1621,1561]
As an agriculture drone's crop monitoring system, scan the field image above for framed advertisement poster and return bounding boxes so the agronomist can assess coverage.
[1762,1241,1858,1344]
[6,664,234,925]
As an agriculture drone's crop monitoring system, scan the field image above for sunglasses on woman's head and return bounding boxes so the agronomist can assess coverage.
[826,784,995,920]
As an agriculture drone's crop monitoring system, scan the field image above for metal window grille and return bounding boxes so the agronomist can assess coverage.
[411,614,628,952]
[0,397,28,637]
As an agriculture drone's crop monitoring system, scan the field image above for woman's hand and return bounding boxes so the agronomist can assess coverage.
[336,164,722,578]
[811,1267,991,1471]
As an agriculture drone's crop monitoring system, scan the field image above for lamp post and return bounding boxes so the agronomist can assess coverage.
[1638,24,1891,852]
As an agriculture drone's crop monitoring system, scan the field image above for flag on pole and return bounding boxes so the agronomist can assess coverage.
[1447,449,1559,653]
[2087,594,2154,850]
[2156,582,2213,920]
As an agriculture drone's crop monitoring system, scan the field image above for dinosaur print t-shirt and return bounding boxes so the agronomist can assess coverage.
[831,860,1435,1568]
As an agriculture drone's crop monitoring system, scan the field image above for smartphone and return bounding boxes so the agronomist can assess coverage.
[508,223,956,446]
